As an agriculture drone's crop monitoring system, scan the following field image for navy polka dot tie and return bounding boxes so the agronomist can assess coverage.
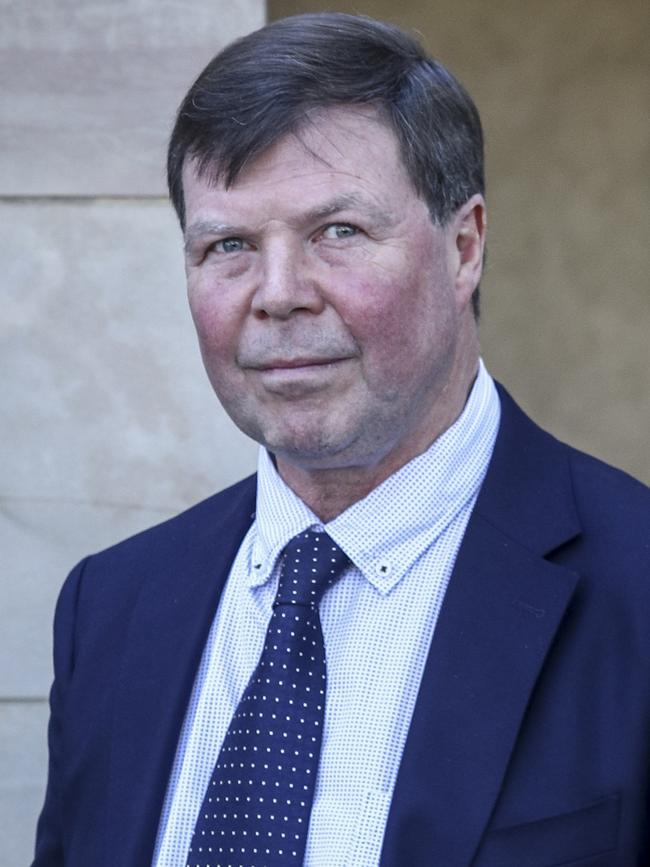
[187,530,350,867]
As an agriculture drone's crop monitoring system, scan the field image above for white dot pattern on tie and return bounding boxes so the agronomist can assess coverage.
[186,530,350,867]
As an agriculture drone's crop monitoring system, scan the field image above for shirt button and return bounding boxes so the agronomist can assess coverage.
[376,562,392,577]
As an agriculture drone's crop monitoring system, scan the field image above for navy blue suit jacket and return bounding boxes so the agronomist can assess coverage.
[33,388,650,866]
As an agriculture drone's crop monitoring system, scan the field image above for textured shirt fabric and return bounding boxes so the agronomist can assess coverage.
[153,360,501,867]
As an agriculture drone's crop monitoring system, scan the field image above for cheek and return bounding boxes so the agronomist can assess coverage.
[188,282,241,363]
[341,269,437,357]
[338,258,456,393]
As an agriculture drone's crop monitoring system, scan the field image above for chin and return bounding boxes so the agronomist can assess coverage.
[263,424,360,469]
[269,436,347,466]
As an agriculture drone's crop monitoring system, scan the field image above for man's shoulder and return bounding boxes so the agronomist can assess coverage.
[522,396,648,534]
[567,440,649,510]
[493,383,649,565]
[52,474,257,651]
[563,442,650,566]
[82,473,257,573]
[496,382,648,493]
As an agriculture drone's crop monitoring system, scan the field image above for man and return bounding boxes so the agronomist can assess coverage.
[34,13,649,867]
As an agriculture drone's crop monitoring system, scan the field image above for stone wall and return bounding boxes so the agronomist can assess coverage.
[1,2,263,863]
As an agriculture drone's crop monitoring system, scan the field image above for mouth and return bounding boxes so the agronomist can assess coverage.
[253,357,348,371]
[245,356,353,396]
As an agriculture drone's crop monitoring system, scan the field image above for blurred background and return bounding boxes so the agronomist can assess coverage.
[1,0,647,862]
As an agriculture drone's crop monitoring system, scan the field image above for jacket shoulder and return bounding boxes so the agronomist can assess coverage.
[89,473,257,565]
[58,473,257,626]
[52,474,257,672]
[565,446,650,570]
[489,383,649,568]
[567,444,649,508]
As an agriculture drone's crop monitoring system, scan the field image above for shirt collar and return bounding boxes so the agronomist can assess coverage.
[249,456,322,588]
[249,360,500,594]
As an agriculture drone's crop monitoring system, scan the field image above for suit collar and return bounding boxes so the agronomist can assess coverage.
[381,386,582,865]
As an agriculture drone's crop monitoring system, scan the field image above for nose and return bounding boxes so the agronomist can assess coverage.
[251,238,325,320]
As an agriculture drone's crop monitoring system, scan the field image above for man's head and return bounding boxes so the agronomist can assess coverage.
[170,15,487,499]
[168,13,485,315]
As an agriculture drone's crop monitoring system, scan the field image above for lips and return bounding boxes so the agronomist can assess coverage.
[253,357,346,371]
[245,355,352,397]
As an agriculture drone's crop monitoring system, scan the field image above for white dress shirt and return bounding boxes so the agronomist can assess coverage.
[153,360,500,866]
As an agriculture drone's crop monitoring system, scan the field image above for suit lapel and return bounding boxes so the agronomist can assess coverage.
[104,477,256,867]
[381,387,582,866]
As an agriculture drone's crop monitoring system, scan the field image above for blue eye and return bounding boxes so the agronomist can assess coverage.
[322,224,358,239]
[215,237,246,253]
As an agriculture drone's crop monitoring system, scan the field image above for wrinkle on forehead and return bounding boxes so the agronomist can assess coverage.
[185,104,397,192]
[289,104,390,167]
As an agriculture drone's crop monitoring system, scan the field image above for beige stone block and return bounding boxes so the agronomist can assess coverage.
[0,0,265,195]
[0,701,49,867]
[1,200,258,695]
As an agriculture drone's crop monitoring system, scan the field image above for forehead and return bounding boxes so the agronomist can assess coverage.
[181,106,417,217]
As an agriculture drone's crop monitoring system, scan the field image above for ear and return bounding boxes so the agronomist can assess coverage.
[450,194,487,310]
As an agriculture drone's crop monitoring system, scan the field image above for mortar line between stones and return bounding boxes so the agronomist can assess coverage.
[0,194,168,204]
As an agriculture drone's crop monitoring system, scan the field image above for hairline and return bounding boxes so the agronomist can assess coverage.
[178,101,458,232]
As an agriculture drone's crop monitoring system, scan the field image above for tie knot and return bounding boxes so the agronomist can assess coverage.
[275,530,349,608]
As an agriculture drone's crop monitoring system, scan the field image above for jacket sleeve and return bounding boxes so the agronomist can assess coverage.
[31,558,88,867]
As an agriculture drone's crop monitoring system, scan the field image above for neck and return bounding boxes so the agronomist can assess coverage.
[276,336,480,523]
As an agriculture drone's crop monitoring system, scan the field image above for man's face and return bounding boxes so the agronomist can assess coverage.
[182,107,483,479]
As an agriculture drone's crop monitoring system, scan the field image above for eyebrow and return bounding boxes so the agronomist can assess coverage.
[184,221,240,253]
[303,194,392,228]
[304,194,363,222]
